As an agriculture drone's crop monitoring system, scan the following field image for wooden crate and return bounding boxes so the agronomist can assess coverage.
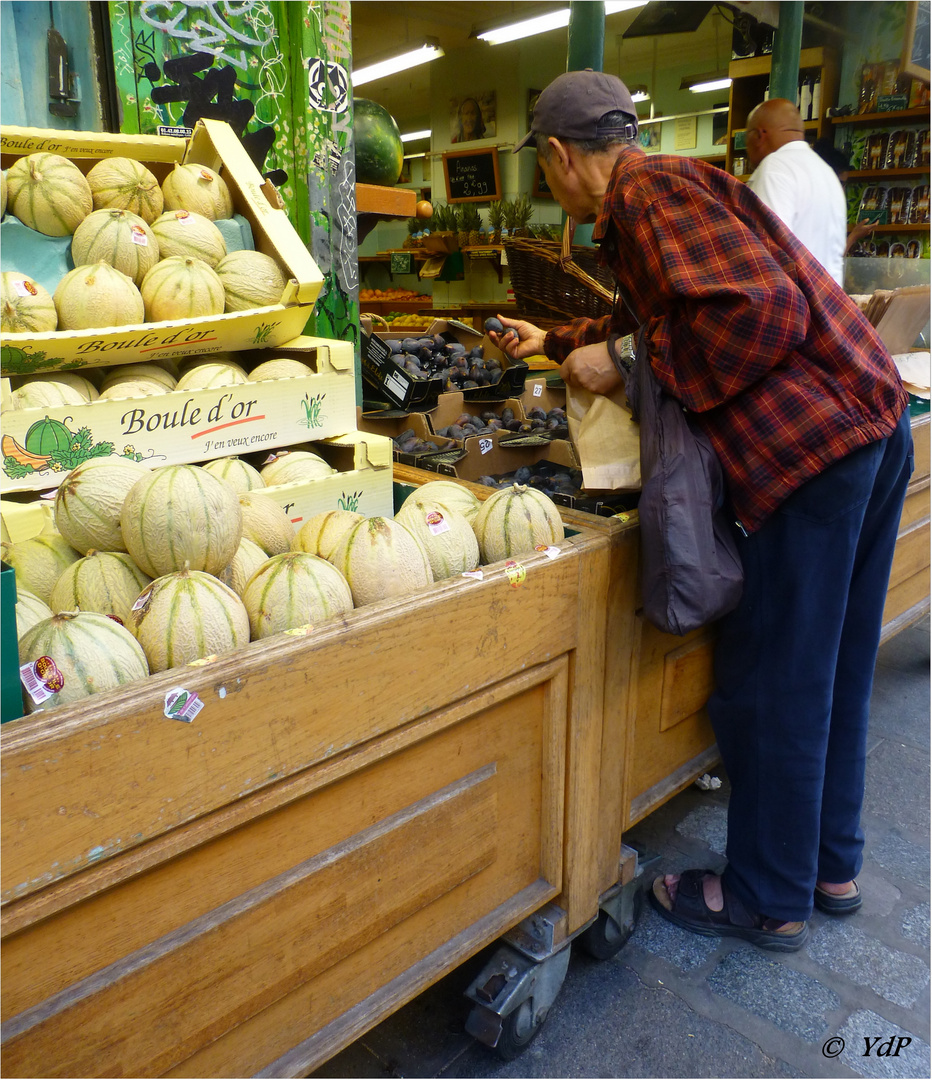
[1,523,609,1077]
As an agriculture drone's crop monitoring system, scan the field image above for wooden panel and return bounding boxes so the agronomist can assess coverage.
[659,632,717,732]
[1,542,597,905]
[899,478,930,531]
[912,413,930,482]
[883,518,932,629]
[2,661,568,1078]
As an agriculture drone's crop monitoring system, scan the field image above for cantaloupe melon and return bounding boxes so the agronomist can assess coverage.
[400,480,482,523]
[260,451,334,487]
[202,456,265,494]
[247,358,315,382]
[18,611,149,714]
[71,208,160,286]
[292,509,364,561]
[121,464,243,578]
[1,532,80,605]
[100,362,177,396]
[151,210,226,268]
[328,516,433,606]
[218,536,269,596]
[237,491,295,555]
[396,498,480,580]
[50,549,152,625]
[140,256,224,322]
[7,153,92,236]
[241,551,353,638]
[161,163,233,221]
[86,157,164,224]
[215,250,288,311]
[7,378,86,411]
[15,587,53,640]
[174,361,249,391]
[12,370,99,402]
[54,262,145,330]
[130,567,250,672]
[54,456,151,554]
[1,272,57,334]
[472,483,564,564]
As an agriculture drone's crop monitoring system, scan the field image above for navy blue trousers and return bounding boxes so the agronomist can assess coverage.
[707,408,914,923]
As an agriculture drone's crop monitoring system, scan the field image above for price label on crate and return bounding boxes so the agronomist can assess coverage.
[390,252,413,274]
[479,438,493,455]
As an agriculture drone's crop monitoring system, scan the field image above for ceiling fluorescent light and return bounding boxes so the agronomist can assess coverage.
[352,43,444,87]
[478,2,646,45]
[401,130,431,143]
[630,85,650,102]
[681,72,732,93]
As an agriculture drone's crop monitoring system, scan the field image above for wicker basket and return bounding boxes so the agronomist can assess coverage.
[504,219,615,321]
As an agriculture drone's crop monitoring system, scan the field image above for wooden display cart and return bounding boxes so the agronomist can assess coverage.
[1,522,614,1077]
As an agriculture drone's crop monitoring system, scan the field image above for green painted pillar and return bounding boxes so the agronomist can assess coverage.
[567,0,605,73]
[769,1,804,102]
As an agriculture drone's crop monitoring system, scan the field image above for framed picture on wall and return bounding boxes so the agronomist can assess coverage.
[902,0,930,84]
[533,161,553,199]
[450,92,497,143]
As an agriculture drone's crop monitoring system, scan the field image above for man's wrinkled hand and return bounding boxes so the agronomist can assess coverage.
[561,342,624,395]
[486,315,547,360]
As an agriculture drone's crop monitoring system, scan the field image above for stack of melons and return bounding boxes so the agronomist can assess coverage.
[5,459,566,721]
[1,150,290,334]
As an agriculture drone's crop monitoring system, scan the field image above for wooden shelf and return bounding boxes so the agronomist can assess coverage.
[847,166,931,179]
[851,223,930,234]
[355,184,417,216]
[832,107,931,126]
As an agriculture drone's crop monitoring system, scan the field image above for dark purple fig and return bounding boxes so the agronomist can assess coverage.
[484,317,504,335]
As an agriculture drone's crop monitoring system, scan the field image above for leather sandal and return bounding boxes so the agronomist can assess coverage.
[814,880,861,915]
[649,869,809,953]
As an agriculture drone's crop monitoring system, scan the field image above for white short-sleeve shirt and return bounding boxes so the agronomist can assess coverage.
[747,141,847,286]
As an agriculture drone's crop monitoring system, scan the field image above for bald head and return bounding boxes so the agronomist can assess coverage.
[745,98,806,169]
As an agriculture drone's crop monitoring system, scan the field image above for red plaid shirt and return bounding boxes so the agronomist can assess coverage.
[545,148,908,532]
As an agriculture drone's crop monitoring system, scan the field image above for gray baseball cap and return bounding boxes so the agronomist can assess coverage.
[515,69,638,152]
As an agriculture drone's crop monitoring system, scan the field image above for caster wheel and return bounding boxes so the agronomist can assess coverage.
[495,999,544,1061]
[577,889,641,960]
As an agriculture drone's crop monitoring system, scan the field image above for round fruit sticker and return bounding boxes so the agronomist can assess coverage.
[34,655,64,691]
[504,560,526,588]
[23,279,37,296]
[425,510,449,535]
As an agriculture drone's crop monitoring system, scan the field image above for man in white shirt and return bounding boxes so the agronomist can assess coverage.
[745,98,847,286]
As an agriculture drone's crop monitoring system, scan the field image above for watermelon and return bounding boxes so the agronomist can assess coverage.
[354,99,404,187]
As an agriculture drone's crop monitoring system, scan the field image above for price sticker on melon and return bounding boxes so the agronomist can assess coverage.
[425,510,450,535]
[462,569,484,580]
[534,544,561,560]
[130,225,149,246]
[20,656,64,704]
[12,277,37,297]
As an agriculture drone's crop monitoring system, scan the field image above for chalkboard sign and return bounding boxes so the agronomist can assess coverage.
[442,147,502,203]
[902,0,930,83]
[533,161,553,199]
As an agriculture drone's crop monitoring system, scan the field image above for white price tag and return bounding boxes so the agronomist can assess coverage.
[533,383,544,397]
[461,569,484,580]
[535,544,561,560]
[164,687,204,722]
[426,510,450,535]
[479,438,493,455]
[130,227,149,246]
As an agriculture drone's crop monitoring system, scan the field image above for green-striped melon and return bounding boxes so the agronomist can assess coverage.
[260,451,334,487]
[15,587,53,640]
[202,456,265,494]
[130,567,250,672]
[175,361,249,391]
[215,250,288,311]
[161,163,233,221]
[395,498,480,580]
[241,551,353,639]
[401,480,482,524]
[100,362,177,399]
[237,491,295,555]
[292,509,364,561]
[151,210,226,268]
[71,208,160,286]
[121,464,243,578]
[7,153,92,236]
[247,358,315,382]
[8,379,86,411]
[54,262,144,330]
[86,157,164,224]
[50,549,152,625]
[1,533,80,605]
[1,272,57,334]
[472,483,564,564]
[54,456,151,554]
[18,611,149,714]
[23,416,71,457]
[328,516,433,606]
[218,536,269,596]
[140,256,224,323]
[12,370,98,402]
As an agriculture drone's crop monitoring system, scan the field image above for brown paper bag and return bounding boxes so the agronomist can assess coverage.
[566,384,641,491]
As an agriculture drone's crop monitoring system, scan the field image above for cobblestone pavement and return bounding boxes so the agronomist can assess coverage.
[311,618,930,1080]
